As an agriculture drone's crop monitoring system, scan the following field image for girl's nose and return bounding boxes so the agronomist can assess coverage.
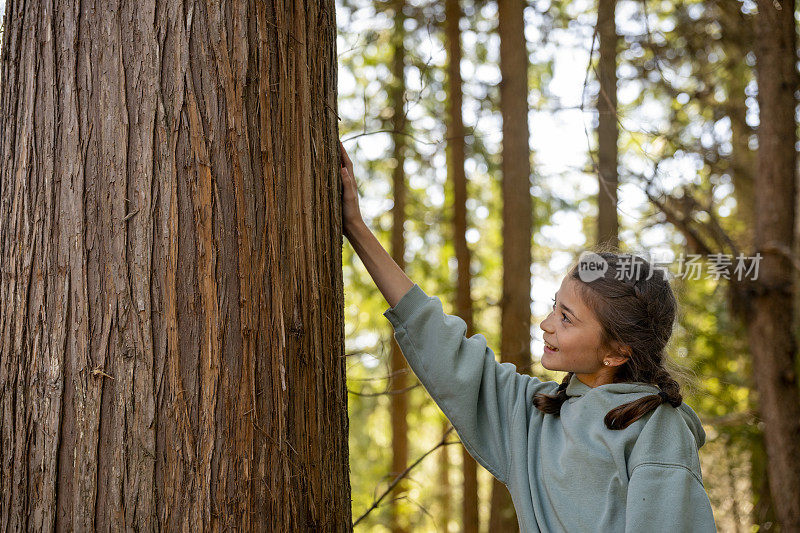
[540,313,554,333]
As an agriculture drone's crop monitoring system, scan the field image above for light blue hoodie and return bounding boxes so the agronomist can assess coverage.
[383,284,717,532]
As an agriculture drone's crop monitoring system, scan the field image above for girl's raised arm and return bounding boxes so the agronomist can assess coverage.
[341,141,557,481]
[340,140,414,308]
[344,220,414,308]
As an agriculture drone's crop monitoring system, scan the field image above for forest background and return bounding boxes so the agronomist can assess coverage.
[338,0,793,531]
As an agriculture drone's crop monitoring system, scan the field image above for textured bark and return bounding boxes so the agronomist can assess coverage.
[0,0,351,530]
[388,1,410,532]
[596,0,618,249]
[444,0,480,530]
[748,1,800,530]
[489,0,532,530]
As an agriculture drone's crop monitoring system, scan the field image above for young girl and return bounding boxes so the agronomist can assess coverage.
[340,142,717,532]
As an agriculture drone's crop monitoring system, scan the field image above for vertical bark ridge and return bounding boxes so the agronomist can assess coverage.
[185,64,221,528]
[1,1,39,530]
[23,0,63,530]
[201,0,256,525]
[155,1,195,529]
[52,0,81,526]
[264,1,293,526]
[68,0,95,524]
[121,0,159,526]
[294,2,328,526]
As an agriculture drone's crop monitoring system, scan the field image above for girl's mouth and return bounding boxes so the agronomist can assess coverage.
[544,340,559,352]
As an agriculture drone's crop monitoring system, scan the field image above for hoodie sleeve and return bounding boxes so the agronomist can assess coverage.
[382,283,553,484]
[624,463,717,533]
[624,404,717,532]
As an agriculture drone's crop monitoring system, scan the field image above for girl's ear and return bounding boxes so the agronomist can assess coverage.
[605,341,632,366]
[608,354,630,367]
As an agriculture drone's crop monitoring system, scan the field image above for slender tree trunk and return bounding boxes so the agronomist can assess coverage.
[388,2,410,531]
[489,0,532,530]
[444,1,480,531]
[748,1,800,529]
[596,0,619,249]
[716,0,756,247]
[438,417,453,531]
[0,1,351,530]
[461,430,480,532]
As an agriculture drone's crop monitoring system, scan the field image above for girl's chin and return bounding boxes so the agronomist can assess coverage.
[541,352,573,373]
[540,353,559,371]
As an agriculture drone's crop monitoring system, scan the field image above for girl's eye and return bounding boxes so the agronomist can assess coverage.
[552,297,571,324]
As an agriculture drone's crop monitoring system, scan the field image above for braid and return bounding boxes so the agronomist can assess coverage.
[654,368,682,408]
[603,367,683,429]
[533,372,573,415]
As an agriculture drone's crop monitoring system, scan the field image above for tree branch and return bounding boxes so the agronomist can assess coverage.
[353,425,459,527]
[347,383,421,397]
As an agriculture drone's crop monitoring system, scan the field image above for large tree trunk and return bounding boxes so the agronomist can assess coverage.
[715,3,775,523]
[388,1,410,531]
[444,0,480,531]
[0,1,351,530]
[489,0,533,530]
[749,0,800,529]
[596,0,619,249]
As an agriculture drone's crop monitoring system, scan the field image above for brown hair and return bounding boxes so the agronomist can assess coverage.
[533,247,687,430]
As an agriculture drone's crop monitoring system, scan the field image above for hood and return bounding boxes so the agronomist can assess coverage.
[675,402,706,448]
[564,373,706,448]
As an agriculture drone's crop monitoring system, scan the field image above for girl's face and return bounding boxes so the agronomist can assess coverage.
[538,276,626,387]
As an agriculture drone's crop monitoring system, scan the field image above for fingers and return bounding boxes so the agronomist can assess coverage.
[339,139,352,168]
[340,167,359,201]
[339,163,353,187]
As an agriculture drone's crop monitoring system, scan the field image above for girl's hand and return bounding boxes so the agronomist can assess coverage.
[339,140,364,230]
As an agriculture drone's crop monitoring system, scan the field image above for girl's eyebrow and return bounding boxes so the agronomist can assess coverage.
[554,292,582,322]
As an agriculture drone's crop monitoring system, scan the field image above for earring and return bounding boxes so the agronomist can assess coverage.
[603,361,610,366]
